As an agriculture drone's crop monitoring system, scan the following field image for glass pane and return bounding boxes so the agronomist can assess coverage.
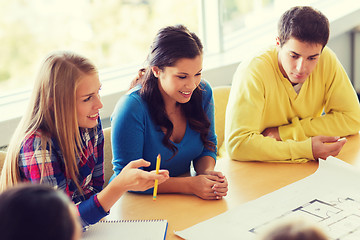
[222,0,328,35]
[0,0,199,95]
[222,0,274,35]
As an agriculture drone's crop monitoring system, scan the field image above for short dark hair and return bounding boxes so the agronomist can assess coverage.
[278,6,329,48]
[0,184,76,240]
[259,217,329,240]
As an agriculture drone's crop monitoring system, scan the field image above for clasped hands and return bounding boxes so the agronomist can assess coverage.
[192,170,228,200]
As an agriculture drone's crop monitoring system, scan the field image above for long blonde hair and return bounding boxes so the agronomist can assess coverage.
[0,51,98,192]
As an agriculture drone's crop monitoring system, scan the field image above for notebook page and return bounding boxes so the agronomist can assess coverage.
[82,219,168,240]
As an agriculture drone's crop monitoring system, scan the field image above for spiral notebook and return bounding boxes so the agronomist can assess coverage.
[81,219,168,240]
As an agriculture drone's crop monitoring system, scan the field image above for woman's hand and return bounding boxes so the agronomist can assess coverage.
[98,159,169,212]
[190,171,228,200]
[204,170,228,199]
[114,159,169,192]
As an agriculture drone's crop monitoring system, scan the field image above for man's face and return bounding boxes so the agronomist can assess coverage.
[277,37,323,85]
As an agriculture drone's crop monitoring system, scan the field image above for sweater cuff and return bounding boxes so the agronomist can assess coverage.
[78,194,109,226]
[289,138,314,162]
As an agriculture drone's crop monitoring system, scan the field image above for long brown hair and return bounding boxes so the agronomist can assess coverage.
[0,51,98,192]
[131,25,215,159]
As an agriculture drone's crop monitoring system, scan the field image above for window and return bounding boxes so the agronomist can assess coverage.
[202,0,320,54]
[0,0,199,95]
[223,0,274,36]
[1,0,360,148]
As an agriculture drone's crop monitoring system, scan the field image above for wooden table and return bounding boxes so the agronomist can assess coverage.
[105,133,360,239]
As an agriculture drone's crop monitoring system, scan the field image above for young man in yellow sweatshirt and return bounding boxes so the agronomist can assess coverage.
[225,6,360,162]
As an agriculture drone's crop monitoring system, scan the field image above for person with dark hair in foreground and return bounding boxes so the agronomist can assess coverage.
[0,184,82,240]
[258,217,329,240]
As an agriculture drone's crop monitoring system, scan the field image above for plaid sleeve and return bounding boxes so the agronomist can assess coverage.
[18,133,66,187]
[19,131,108,227]
[80,119,104,196]
[91,121,105,192]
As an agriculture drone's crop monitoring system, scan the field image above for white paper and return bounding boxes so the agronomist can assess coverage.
[175,157,360,240]
[82,219,168,240]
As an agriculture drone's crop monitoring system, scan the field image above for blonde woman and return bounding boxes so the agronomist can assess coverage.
[0,52,169,226]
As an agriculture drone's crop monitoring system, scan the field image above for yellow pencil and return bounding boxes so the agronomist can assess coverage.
[153,154,161,201]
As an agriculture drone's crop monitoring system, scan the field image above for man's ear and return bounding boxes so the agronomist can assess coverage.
[275,36,281,49]
[151,66,161,78]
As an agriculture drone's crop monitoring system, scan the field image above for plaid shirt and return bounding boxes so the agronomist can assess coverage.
[18,119,107,226]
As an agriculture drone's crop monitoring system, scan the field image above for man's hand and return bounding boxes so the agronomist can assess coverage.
[311,136,346,160]
[261,127,281,141]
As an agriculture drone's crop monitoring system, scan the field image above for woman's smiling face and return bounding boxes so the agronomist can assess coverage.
[153,55,203,106]
[75,73,103,128]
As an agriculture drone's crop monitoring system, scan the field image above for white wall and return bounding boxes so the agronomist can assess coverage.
[202,62,238,87]
[328,32,353,83]
[353,27,360,92]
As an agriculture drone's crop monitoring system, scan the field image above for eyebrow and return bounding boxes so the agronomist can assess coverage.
[177,69,203,75]
[80,85,102,98]
[80,92,95,98]
[290,51,320,58]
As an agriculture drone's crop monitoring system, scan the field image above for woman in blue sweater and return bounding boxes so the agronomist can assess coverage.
[111,25,228,200]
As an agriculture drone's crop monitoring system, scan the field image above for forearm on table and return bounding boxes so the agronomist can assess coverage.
[278,113,360,141]
[157,176,193,194]
[301,113,360,137]
[193,156,215,174]
[227,132,313,162]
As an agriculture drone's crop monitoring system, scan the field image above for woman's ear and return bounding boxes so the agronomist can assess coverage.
[151,66,161,78]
